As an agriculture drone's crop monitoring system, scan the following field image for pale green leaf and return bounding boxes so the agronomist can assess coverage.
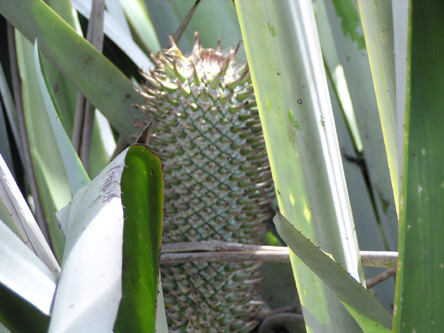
[357,0,398,213]
[33,40,90,195]
[16,32,70,258]
[49,150,128,332]
[119,0,161,53]
[323,0,398,252]
[315,0,395,310]
[235,0,364,330]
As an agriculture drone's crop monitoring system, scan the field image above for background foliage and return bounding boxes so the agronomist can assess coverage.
[0,0,443,332]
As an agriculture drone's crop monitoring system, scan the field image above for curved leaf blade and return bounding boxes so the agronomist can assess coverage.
[33,40,90,195]
[114,145,164,332]
[323,0,398,252]
[49,150,127,332]
[15,32,70,259]
[34,40,90,195]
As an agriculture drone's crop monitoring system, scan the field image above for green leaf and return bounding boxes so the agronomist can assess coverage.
[357,0,399,213]
[394,1,444,331]
[119,0,161,54]
[37,0,80,135]
[392,0,409,178]
[0,0,146,142]
[114,145,164,332]
[43,0,113,179]
[273,212,392,331]
[315,0,396,310]
[322,0,398,252]
[15,32,70,259]
[33,40,90,195]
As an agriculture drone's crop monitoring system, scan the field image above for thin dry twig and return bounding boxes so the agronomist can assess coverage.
[366,268,397,289]
[160,241,398,268]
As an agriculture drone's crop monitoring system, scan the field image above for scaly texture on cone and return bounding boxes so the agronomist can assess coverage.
[138,33,274,332]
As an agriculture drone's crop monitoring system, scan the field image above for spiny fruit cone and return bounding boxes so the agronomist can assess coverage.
[138,33,274,332]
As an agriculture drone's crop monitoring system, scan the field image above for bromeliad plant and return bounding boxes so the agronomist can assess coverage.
[0,0,443,332]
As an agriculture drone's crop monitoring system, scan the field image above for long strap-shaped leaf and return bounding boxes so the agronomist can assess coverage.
[235,0,365,331]
[114,145,164,332]
[394,1,444,331]
[322,0,398,252]
[357,0,398,214]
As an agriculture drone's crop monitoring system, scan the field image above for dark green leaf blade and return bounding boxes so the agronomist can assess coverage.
[394,1,444,331]
[114,145,164,332]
